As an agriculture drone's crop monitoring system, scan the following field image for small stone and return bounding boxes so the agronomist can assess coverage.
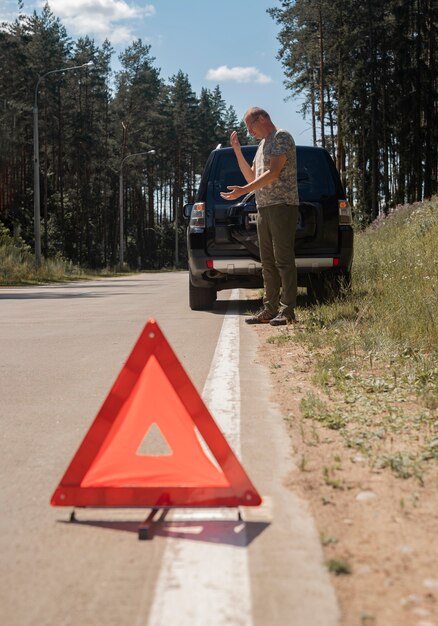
[356,490,377,502]
[352,453,366,463]
[423,579,438,590]
[343,518,354,525]
[412,608,431,617]
[401,594,421,606]
[416,621,436,626]
[400,544,415,555]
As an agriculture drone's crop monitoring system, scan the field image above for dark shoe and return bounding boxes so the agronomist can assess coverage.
[269,311,297,326]
[245,309,276,324]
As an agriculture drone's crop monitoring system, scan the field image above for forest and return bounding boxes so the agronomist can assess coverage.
[0,0,437,269]
[269,0,437,219]
[0,2,250,268]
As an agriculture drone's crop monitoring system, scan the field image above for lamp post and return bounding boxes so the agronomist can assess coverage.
[175,199,179,268]
[33,61,93,266]
[119,150,155,266]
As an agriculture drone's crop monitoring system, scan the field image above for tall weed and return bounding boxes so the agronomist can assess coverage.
[0,222,84,284]
[353,197,438,351]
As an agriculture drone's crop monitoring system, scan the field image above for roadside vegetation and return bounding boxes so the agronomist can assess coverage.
[269,196,438,483]
[0,221,111,285]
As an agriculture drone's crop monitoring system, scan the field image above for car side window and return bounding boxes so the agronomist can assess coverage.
[298,150,336,201]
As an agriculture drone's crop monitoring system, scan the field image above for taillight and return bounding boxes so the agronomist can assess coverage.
[189,202,206,232]
[338,200,352,225]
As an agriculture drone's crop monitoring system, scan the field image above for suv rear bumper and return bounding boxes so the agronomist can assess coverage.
[210,257,336,272]
[189,226,353,292]
[189,257,352,291]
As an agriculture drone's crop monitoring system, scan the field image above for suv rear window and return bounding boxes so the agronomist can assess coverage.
[211,151,254,203]
[209,146,336,204]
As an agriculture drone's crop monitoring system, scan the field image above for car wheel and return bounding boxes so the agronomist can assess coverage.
[307,271,351,304]
[189,279,217,311]
[307,274,327,304]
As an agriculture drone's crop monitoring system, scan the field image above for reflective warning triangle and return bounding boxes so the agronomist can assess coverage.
[51,319,262,508]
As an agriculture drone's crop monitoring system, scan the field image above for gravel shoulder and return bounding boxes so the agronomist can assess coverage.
[254,321,438,626]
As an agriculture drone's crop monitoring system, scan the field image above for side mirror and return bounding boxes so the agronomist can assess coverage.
[182,203,193,221]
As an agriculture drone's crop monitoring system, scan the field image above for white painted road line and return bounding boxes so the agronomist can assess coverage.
[145,289,253,626]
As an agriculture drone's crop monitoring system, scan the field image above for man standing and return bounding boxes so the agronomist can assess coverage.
[220,107,299,325]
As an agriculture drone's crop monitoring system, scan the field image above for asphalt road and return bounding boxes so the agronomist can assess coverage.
[0,272,339,626]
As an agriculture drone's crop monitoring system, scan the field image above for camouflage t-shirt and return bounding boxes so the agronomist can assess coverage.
[254,129,299,207]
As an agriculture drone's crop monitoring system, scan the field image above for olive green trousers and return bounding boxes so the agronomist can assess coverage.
[256,203,298,317]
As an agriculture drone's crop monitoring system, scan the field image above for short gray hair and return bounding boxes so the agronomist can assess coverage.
[244,107,270,122]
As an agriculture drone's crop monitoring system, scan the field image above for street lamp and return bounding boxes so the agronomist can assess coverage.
[119,150,156,266]
[175,197,179,268]
[33,61,93,266]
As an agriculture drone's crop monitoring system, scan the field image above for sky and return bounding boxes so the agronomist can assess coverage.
[1,0,314,146]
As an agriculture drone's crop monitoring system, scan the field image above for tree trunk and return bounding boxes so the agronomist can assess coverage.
[318,6,325,147]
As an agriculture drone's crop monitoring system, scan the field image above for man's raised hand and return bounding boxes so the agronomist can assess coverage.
[230,130,241,151]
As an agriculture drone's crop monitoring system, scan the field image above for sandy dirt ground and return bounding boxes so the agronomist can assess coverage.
[253,322,438,626]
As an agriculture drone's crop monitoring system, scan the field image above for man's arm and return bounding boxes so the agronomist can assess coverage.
[220,154,287,201]
[230,131,255,183]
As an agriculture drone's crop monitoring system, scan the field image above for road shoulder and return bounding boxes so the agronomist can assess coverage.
[253,321,438,626]
[240,317,340,626]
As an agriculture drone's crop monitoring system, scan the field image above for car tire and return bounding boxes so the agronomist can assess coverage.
[307,274,327,304]
[307,270,351,304]
[189,278,217,310]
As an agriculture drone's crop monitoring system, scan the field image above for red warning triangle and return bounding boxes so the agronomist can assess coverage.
[51,319,262,508]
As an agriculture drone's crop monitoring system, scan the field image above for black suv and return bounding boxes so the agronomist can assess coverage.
[184,145,353,310]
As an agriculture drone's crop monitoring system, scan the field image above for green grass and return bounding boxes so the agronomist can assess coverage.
[0,249,85,285]
[272,196,438,482]
[354,197,438,351]
[0,222,124,285]
[300,392,347,430]
[325,558,352,575]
